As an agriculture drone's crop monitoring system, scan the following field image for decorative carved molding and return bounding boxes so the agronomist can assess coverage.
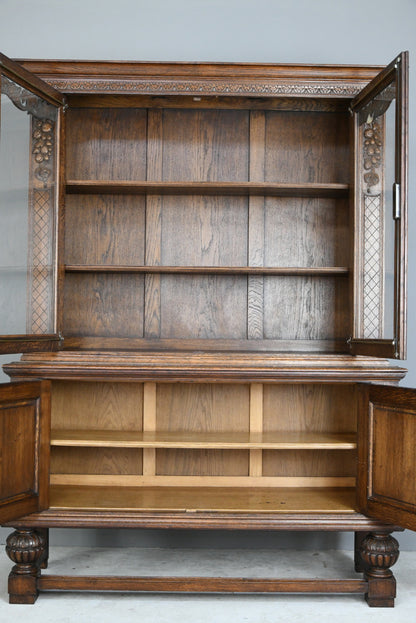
[32,118,55,186]
[1,75,56,120]
[47,78,363,97]
[362,120,383,194]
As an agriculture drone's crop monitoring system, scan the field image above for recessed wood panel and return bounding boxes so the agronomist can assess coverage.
[156,449,249,476]
[263,276,349,340]
[66,108,147,180]
[63,274,144,337]
[159,275,247,339]
[371,406,416,509]
[1,405,36,498]
[51,447,143,475]
[264,111,350,184]
[156,384,250,432]
[160,109,249,182]
[263,384,357,434]
[262,449,356,477]
[158,196,248,266]
[264,198,349,267]
[64,195,145,265]
[51,381,143,431]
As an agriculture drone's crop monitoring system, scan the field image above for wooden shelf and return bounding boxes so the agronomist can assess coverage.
[49,485,357,513]
[66,180,350,198]
[64,265,350,276]
[50,430,357,450]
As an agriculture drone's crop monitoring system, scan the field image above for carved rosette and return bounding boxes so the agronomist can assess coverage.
[360,532,399,577]
[32,118,55,187]
[6,529,46,575]
[362,121,383,195]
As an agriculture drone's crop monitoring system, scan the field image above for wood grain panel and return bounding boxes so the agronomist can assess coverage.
[63,273,144,337]
[156,384,250,432]
[262,450,356,477]
[263,384,357,434]
[156,449,249,476]
[144,110,163,338]
[160,275,247,339]
[156,384,250,477]
[372,406,416,508]
[159,196,248,266]
[263,276,349,340]
[248,111,266,339]
[160,109,249,181]
[50,447,143,475]
[1,404,36,498]
[66,108,147,180]
[264,111,350,184]
[64,195,145,265]
[264,198,349,267]
[51,381,143,431]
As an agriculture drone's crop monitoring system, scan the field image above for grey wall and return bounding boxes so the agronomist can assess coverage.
[0,0,415,551]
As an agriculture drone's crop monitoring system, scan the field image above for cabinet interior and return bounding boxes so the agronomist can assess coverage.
[62,100,351,352]
[49,380,358,512]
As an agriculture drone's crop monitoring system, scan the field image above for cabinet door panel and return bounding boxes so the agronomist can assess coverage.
[0,381,50,524]
[0,52,64,354]
[358,384,416,530]
[350,52,408,359]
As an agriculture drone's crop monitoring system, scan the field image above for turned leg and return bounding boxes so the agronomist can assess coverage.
[6,529,46,604]
[360,531,399,607]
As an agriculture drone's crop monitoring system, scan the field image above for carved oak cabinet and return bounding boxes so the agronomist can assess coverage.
[0,52,413,606]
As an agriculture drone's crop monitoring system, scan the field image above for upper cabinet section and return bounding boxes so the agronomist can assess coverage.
[350,53,408,359]
[2,55,408,358]
[0,54,65,354]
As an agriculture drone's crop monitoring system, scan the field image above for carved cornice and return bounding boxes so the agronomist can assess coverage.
[46,78,363,97]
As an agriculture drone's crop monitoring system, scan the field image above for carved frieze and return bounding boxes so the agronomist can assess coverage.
[47,78,362,97]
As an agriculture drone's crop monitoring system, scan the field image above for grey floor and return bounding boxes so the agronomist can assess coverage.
[0,547,415,622]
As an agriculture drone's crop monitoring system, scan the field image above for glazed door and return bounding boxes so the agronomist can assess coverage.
[357,384,416,531]
[0,381,50,524]
[350,52,408,359]
[0,53,65,354]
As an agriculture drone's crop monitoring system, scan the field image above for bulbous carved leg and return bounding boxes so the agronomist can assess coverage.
[360,531,399,607]
[6,529,46,604]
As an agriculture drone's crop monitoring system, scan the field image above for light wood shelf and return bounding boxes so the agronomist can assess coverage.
[50,430,357,450]
[66,180,350,198]
[49,484,357,513]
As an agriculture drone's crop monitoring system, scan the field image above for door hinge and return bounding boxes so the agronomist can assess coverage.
[393,183,401,219]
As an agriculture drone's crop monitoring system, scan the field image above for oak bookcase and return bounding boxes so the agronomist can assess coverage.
[0,52,414,606]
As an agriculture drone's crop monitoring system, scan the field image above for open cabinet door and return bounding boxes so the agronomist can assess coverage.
[0,381,50,524]
[358,384,416,531]
[350,52,408,359]
[0,53,65,354]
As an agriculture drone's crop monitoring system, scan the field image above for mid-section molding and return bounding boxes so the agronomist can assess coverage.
[3,352,407,383]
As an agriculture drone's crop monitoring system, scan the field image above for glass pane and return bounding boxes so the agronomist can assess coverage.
[0,75,58,336]
[356,78,396,341]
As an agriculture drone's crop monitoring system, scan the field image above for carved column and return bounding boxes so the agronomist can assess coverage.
[6,529,46,604]
[360,531,399,607]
